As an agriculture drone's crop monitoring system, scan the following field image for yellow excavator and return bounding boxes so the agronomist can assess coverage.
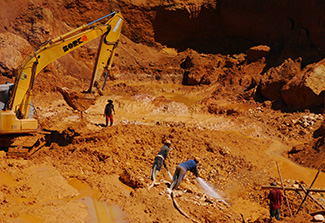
[0,11,123,156]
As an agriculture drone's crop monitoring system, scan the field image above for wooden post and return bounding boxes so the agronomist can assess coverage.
[294,190,309,213]
[296,170,320,214]
[298,182,325,210]
[276,161,293,217]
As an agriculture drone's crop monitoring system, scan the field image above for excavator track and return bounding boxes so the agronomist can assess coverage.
[6,132,48,159]
[7,146,29,159]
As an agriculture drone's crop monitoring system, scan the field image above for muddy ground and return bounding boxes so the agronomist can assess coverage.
[0,77,324,223]
[0,1,325,222]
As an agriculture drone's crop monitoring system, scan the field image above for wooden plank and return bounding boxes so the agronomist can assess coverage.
[294,190,309,213]
[261,186,325,193]
[276,161,292,217]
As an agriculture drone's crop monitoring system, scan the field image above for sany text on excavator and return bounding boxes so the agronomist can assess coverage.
[0,11,123,154]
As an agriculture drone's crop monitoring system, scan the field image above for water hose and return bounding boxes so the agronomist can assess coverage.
[171,191,199,223]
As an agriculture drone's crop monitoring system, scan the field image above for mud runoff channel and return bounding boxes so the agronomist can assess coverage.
[266,141,325,188]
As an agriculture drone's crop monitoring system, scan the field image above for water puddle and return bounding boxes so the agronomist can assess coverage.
[68,178,128,223]
[11,214,42,223]
[68,178,100,199]
[0,173,128,223]
[0,172,43,223]
[0,172,29,204]
[0,172,16,186]
[166,93,201,106]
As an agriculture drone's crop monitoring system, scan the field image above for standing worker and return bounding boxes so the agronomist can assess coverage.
[104,99,115,127]
[267,182,282,221]
[150,140,172,182]
[168,157,200,193]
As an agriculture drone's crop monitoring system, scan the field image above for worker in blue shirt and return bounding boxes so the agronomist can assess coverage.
[169,157,200,191]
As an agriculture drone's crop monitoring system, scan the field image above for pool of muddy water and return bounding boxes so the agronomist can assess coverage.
[68,178,128,223]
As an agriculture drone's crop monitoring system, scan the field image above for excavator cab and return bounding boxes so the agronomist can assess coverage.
[0,83,13,111]
[0,82,38,135]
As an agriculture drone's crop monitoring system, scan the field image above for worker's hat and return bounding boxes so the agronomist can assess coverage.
[165,140,171,145]
[194,157,200,163]
[108,99,113,102]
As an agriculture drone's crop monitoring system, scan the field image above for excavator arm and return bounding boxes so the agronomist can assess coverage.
[0,11,123,134]
[88,14,122,94]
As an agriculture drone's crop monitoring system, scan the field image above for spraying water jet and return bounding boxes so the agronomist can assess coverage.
[197,177,227,204]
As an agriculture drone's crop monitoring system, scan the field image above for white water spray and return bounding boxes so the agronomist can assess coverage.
[197,177,227,204]
[167,170,173,180]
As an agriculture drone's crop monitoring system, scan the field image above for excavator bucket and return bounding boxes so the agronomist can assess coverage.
[57,87,99,112]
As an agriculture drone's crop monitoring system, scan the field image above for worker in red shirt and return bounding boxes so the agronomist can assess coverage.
[104,99,115,126]
[267,182,282,220]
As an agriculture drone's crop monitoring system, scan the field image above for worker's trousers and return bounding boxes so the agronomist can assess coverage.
[170,165,187,190]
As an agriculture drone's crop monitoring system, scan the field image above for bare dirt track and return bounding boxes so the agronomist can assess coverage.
[1,0,325,222]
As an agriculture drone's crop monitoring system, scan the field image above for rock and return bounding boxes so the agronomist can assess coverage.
[225,57,238,67]
[317,120,325,136]
[185,68,204,85]
[119,168,145,189]
[313,214,324,222]
[262,100,272,108]
[219,147,230,156]
[142,149,151,157]
[288,145,304,154]
[0,151,6,158]
[181,50,221,85]
[260,58,301,101]
[282,58,325,109]
[0,191,4,202]
[162,47,178,56]
[0,32,32,77]
[246,45,270,62]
